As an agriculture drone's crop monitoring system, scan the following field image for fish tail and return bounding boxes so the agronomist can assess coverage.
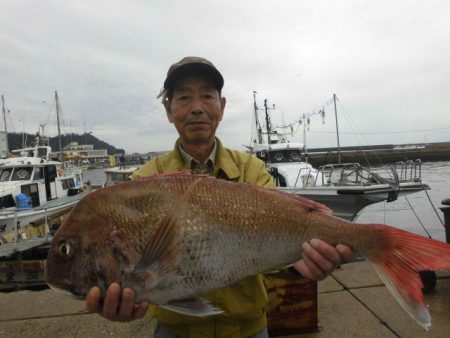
[366,224,450,330]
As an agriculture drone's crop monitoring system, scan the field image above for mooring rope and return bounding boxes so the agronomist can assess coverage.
[424,189,445,226]
[404,194,432,239]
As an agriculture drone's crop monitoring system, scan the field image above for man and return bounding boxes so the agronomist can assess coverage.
[86,57,353,338]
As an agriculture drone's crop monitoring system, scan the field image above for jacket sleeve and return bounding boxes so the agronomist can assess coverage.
[244,156,275,189]
[131,158,161,180]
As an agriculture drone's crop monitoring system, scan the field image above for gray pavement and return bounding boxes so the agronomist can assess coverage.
[0,261,449,338]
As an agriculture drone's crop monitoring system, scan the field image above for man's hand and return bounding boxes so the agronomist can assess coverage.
[85,283,149,322]
[294,239,353,281]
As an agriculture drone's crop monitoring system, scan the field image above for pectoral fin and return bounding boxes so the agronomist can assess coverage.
[124,178,202,288]
[160,298,224,317]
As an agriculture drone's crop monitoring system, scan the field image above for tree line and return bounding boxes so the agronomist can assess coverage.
[7,132,125,155]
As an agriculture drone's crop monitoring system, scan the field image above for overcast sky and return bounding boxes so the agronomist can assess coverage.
[1,0,449,153]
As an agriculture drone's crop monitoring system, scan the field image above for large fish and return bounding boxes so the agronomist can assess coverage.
[45,173,450,330]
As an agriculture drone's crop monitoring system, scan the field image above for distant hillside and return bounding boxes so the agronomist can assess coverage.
[7,132,125,155]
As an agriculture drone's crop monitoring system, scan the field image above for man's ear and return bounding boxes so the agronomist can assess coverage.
[219,96,226,121]
[164,100,173,123]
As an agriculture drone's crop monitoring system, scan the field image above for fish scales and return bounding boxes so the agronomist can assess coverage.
[45,174,450,329]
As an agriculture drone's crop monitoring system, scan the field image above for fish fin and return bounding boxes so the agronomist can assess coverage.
[366,224,450,330]
[128,178,202,282]
[160,298,224,317]
[109,230,141,271]
[269,188,332,214]
[135,171,211,181]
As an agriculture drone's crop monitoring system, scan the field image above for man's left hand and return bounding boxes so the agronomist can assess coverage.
[294,239,353,281]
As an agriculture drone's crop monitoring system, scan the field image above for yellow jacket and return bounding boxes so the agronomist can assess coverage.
[132,138,275,338]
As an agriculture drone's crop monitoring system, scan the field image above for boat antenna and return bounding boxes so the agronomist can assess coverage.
[55,90,64,161]
[264,99,275,144]
[253,91,264,144]
[1,95,9,157]
[333,94,341,164]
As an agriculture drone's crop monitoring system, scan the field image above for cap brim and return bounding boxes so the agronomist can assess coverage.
[164,63,224,91]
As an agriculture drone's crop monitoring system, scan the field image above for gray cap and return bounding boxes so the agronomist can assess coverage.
[163,56,224,91]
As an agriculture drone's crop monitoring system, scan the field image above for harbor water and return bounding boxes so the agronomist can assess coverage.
[356,160,450,243]
[84,160,450,243]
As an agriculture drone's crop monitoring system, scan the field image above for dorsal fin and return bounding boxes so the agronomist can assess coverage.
[263,186,333,214]
[135,171,212,181]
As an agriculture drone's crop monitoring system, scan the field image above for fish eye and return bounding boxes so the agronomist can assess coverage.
[58,241,74,258]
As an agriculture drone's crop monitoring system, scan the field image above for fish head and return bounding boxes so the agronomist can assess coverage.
[45,194,122,298]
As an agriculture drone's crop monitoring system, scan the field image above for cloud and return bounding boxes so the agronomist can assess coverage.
[1,0,449,153]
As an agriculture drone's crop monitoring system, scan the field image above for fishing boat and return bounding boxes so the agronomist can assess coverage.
[0,137,86,243]
[0,92,86,246]
[250,93,429,220]
[103,165,138,187]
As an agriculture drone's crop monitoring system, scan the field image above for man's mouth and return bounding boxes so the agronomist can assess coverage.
[188,120,209,124]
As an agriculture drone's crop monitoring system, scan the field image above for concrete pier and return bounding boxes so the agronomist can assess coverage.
[0,261,449,338]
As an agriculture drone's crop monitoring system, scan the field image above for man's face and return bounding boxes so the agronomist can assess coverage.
[164,75,226,147]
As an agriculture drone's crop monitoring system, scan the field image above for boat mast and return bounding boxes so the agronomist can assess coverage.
[1,95,8,156]
[264,99,271,144]
[253,91,263,144]
[302,113,308,158]
[263,99,275,144]
[333,93,341,164]
[55,91,64,161]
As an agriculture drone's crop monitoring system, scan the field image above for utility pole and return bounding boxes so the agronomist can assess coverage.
[333,93,341,164]
[55,91,64,161]
[1,95,9,156]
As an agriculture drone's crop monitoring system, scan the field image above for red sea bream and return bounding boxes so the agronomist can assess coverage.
[44,173,450,330]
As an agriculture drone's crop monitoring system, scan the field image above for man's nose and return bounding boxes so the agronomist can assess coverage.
[191,99,205,115]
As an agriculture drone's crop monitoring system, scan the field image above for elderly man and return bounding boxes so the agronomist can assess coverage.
[86,57,353,338]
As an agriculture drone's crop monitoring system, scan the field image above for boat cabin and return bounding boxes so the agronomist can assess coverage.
[0,156,83,210]
[253,143,305,164]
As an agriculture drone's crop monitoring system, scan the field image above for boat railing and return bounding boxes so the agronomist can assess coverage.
[272,160,422,189]
[292,168,314,187]
[394,159,423,182]
[318,163,388,186]
[0,207,52,247]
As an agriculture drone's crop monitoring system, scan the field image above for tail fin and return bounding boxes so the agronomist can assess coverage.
[367,224,450,330]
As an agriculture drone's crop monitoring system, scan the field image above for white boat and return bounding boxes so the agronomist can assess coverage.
[0,92,86,244]
[251,93,429,220]
[0,142,86,239]
[103,166,138,187]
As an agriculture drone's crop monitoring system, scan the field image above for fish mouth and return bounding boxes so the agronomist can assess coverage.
[47,282,85,300]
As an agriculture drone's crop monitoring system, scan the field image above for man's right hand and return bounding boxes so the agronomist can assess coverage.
[85,283,149,322]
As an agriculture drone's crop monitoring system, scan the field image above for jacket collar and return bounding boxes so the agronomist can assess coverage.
[214,138,240,180]
[164,138,240,180]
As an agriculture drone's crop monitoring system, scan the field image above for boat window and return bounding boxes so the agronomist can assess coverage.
[33,167,44,180]
[37,148,48,158]
[112,173,128,182]
[274,153,284,161]
[61,179,69,190]
[75,174,82,186]
[290,152,300,161]
[68,178,75,188]
[0,194,15,209]
[11,167,33,181]
[0,168,13,182]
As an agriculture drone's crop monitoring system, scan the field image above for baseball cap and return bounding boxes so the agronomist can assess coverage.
[161,56,224,97]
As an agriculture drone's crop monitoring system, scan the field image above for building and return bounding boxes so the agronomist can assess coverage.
[53,142,108,165]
